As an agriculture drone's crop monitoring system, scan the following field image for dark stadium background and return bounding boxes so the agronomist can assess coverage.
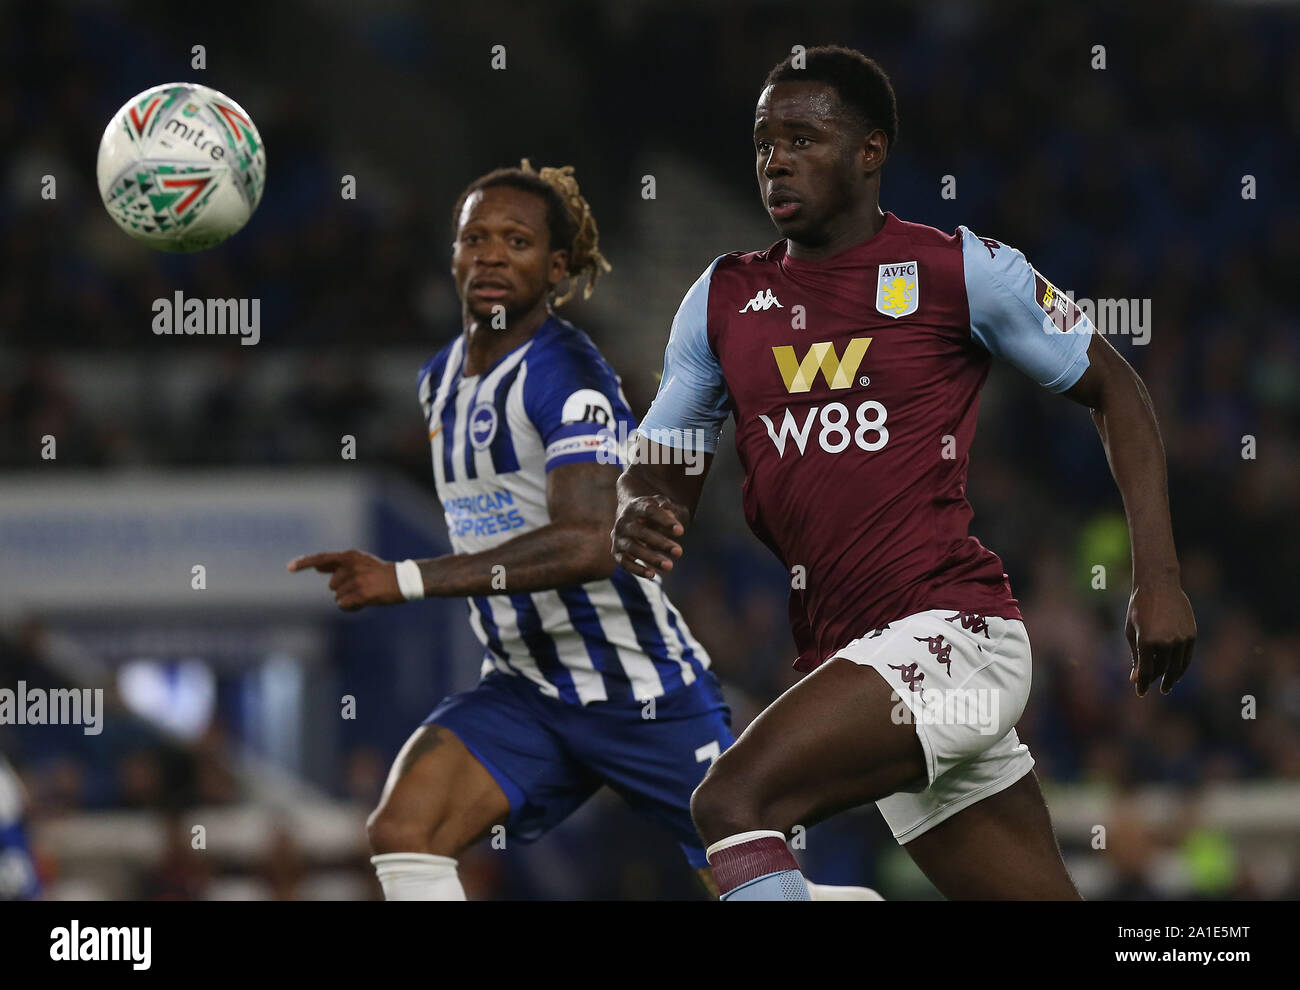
[1,0,1297,900]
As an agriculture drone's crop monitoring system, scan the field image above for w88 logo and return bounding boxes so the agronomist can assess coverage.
[758,400,889,456]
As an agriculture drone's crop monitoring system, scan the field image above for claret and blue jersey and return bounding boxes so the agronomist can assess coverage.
[417,315,713,707]
[640,214,1095,671]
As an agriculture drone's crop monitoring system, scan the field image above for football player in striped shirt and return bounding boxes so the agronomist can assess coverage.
[290,162,737,899]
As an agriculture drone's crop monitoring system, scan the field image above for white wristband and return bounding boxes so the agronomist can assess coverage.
[394,559,425,601]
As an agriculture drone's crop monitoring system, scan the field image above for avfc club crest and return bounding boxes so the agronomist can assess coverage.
[876,261,919,318]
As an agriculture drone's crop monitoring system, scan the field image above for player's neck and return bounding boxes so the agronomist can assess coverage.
[461,302,551,376]
[785,205,887,262]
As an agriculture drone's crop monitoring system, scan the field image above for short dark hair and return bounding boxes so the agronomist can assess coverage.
[450,160,609,305]
[763,46,898,148]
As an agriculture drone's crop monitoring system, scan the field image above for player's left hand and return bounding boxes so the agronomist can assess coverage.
[287,549,405,611]
[1125,581,1196,696]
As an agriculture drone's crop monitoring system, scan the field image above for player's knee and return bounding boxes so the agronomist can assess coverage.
[366,801,456,857]
[367,804,424,855]
[691,760,765,843]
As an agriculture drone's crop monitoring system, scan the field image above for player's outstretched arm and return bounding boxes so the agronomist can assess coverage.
[612,442,713,579]
[1062,332,1197,696]
[288,461,624,608]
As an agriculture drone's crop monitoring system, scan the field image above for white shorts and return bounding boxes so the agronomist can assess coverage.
[834,609,1035,844]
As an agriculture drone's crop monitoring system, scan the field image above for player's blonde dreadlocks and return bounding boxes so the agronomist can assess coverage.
[451,159,612,307]
[519,159,611,306]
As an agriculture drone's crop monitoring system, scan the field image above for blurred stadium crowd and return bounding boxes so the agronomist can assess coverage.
[1,0,1297,899]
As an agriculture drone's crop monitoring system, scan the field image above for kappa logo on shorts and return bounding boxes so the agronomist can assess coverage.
[914,635,953,675]
[944,611,990,638]
[889,662,925,692]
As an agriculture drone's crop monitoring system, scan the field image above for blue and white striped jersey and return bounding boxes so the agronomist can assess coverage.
[418,316,712,706]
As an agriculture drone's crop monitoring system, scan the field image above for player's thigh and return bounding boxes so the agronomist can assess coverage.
[902,770,1081,900]
[694,658,926,838]
[368,723,510,856]
[581,686,734,871]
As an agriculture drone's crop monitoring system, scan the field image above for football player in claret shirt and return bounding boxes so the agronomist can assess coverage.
[613,46,1197,900]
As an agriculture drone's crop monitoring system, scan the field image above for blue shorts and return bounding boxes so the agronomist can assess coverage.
[424,669,734,869]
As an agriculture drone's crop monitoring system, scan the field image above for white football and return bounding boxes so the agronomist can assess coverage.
[96,82,267,252]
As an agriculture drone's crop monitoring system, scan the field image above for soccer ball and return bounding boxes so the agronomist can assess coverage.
[96,82,267,252]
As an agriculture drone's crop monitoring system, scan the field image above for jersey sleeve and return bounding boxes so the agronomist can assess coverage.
[522,336,633,472]
[960,227,1092,392]
[637,257,731,452]
[416,353,440,423]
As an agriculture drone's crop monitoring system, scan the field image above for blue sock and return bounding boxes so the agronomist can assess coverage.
[721,869,811,901]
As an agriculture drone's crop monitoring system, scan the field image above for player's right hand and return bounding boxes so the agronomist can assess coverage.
[286,549,405,611]
[611,495,687,579]
[1125,581,1196,696]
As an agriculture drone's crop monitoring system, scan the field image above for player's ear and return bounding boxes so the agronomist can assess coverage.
[549,249,570,287]
[863,128,888,173]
